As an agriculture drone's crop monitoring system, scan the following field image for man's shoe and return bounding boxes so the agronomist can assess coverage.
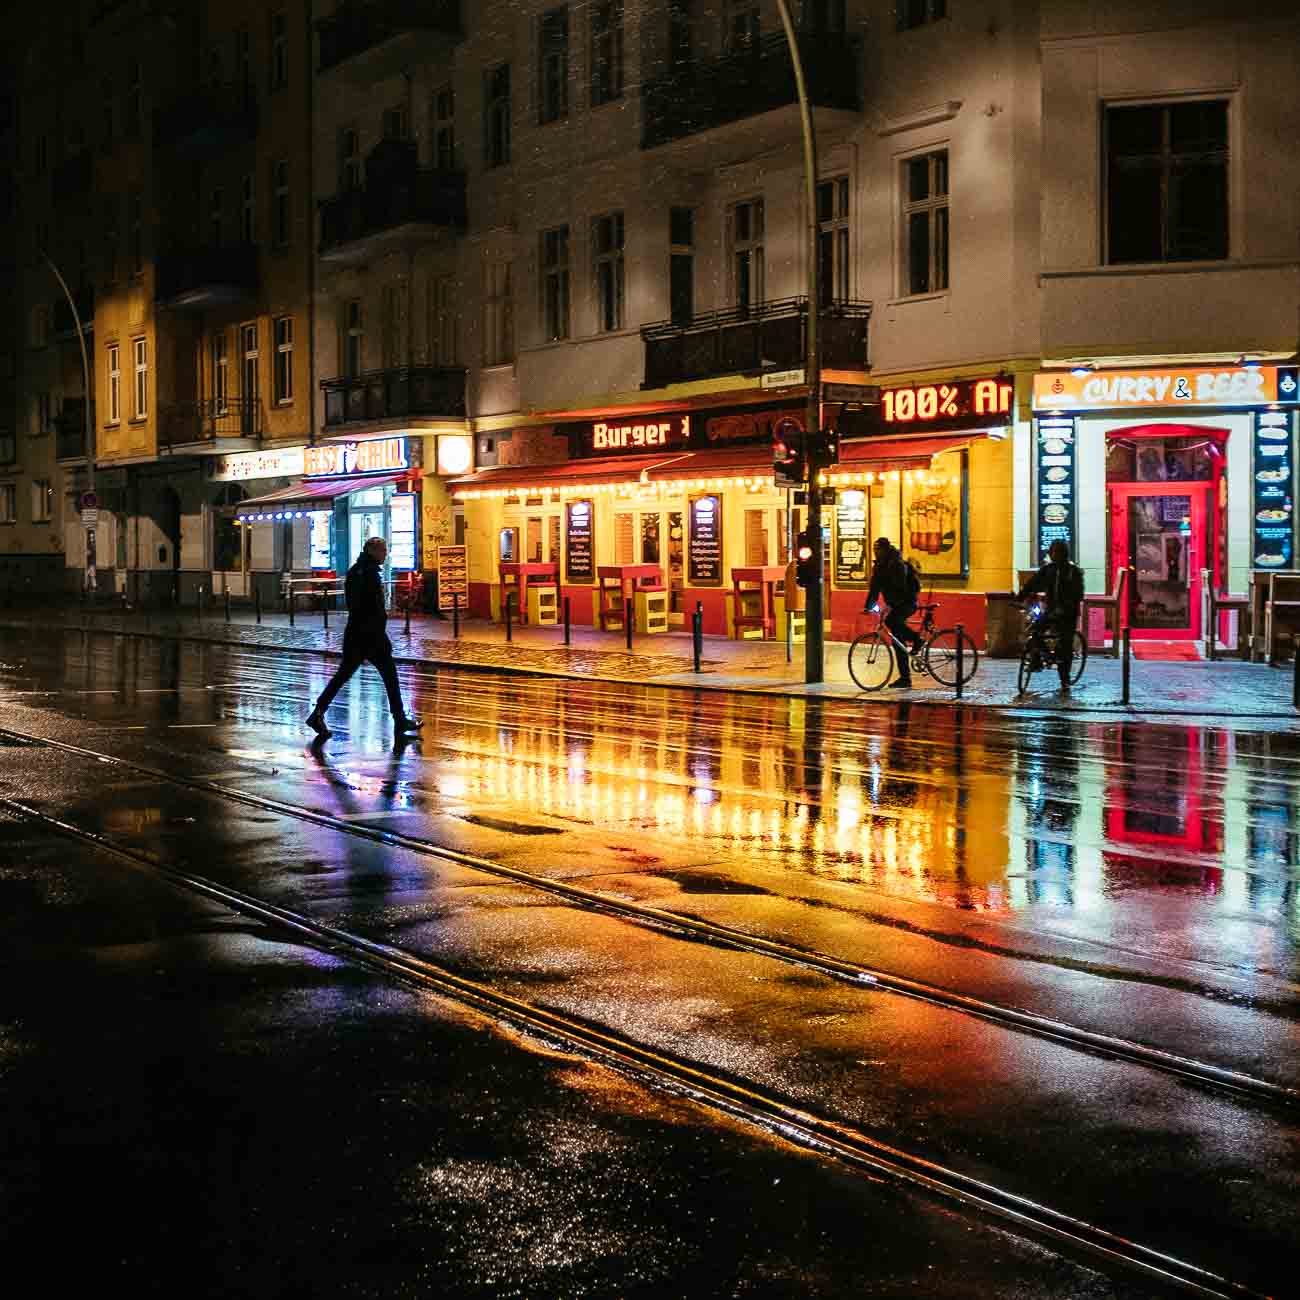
[394,715,423,734]
[305,710,331,738]
[891,677,913,689]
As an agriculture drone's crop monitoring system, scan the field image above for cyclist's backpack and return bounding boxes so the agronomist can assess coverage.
[904,560,922,601]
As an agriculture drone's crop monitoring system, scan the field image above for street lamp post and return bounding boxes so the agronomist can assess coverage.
[773,0,824,682]
[42,252,96,595]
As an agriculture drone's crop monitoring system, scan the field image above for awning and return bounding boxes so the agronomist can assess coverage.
[838,433,985,470]
[235,472,406,517]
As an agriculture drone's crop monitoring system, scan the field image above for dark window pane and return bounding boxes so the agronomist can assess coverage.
[934,205,948,289]
[1170,100,1227,154]
[734,204,750,242]
[670,253,693,324]
[817,228,834,303]
[816,180,833,223]
[670,206,693,247]
[736,252,753,308]
[1108,105,1162,157]
[1108,161,1163,262]
[1170,163,1228,260]
[908,212,931,294]
[932,152,948,197]
[907,156,930,202]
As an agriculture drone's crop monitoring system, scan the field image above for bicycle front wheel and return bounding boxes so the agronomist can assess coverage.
[926,628,979,687]
[1017,644,1037,695]
[1067,631,1088,685]
[848,632,895,691]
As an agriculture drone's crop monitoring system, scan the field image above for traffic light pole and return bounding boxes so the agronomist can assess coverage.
[774,0,823,682]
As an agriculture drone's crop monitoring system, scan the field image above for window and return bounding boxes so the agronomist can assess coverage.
[669,0,693,68]
[483,260,514,365]
[128,191,143,275]
[901,150,948,295]
[817,175,850,303]
[210,187,224,247]
[428,275,458,365]
[538,7,568,125]
[132,336,148,419]
[274,317,293,403]
[125,60,142,134]
[272,159,290,247]
[0,485,15,524]
[382,105,408,140]
[540,226,570,341]
[107,343,121,423]
[241,324,259,409]
[432,87,455,170]
[897,0,946,31]
[1106,100,1229,264]
[381,284,401,367]
[669,206,695,326]
[212,333,229,413]
[241,173,256,244]
[729,198,765,308]
[485,63,511,168]
[344,301,364,376]
[592,212,624,332]
[32,392,52,435]
[0,434,15,465]
[31,479,51,523]
[724,1,760,51]
[339,126,361,190]
[270,10,288,90]
[591,1,623,106]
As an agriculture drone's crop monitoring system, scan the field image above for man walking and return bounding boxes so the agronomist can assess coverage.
[305,537,421,738]
[865,537,923,688]
[1018,539,1085,691]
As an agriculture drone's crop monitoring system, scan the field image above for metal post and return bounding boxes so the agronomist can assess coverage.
[452,591,460,638]
[693,601,703,673]
[563,596,571,646]
[322,593,329,631]
[625,591,634,651]
[289,591,295,628]
[196,584,204,626]
[955,623,964,700]
[224,586,231,623]
[1293,644,1299,711]
[404,592,411,636]
[1121,628,1132,705]
[505,591,513,643]
[786,600,793,664]
[254,583,262,625]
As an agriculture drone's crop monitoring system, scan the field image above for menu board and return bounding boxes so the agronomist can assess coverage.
[436,544,468,610]
[389,494,417,571]
[1035,416,1077,563]
[565,500,595,582]
[834,489,869,587]
[1253,411,1295,570]
[688,494,723,586]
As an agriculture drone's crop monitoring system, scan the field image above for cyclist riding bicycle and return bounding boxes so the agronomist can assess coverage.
[1017,539,1085,691]
[864,537,923,687]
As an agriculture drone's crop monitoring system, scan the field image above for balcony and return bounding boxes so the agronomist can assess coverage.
[641,32,861,164]
[322,366,466,430]
[641,297,871,389]
[160,398,263,452]
[154,83,257,159]
[52,150,93,202]
[155,244,259,311]
[56,399,93,461]
[52,286,95,339]
[317,0,462,80]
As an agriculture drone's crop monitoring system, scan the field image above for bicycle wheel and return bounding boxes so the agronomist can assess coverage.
[1017,644,1037,695]
[847,632,895,691]
[1067,631,1087,685]
[926,628,979,687]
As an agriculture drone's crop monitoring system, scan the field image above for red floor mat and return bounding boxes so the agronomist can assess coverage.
[1131,641,1202,661]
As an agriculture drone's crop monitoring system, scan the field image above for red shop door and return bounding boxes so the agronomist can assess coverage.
[1109,483,1210,641]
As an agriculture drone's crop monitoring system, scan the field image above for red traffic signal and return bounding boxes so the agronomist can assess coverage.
[795,528,818,588]
[773,416,806,487]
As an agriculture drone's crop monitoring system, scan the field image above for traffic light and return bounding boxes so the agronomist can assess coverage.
[795,527,817,588]
[773,416,805,488]
[823,425,840,467]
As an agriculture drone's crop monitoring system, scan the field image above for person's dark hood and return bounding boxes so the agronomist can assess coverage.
[356,548,382,568]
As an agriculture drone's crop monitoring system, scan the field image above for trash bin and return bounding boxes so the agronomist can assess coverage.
[984,591,1023,658]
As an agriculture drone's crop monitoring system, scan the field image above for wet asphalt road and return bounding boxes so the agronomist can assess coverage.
[0,626,1297,1297]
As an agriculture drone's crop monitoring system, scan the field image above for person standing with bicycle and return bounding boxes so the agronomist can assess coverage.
[865,537,923,688]
[1018,540,1085,691]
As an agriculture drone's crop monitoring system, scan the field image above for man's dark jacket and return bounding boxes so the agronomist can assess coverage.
[343,550,388,655]
[866,544,914,611]
[1019,560,1085,614]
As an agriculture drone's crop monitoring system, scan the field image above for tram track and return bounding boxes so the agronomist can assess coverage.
[0,790,1272,1300]
[1,718,1296,1116]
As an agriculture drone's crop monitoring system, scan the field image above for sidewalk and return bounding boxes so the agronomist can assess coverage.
[3,601,1298,721]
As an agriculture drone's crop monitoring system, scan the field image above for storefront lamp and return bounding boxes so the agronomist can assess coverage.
[437,434,473,476]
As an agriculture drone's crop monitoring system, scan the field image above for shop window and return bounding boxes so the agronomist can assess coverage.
[1106,100,1228,264]
[614,512,635,564]
[526,515,545,562]
[485,63,511,169]
[1106,435,1217,484]
[590,1,624,107]
[667,510,684,608]
[817,176,850,304]
[729,198,764,310]
[897,0,946,31]
[499,527,517,562]
[308,512,331,569]
[640,513,661,565]
[213,485,246,572]
[548,513,561,563]
[670,206,694,326]
[744,508,770,566]
[541,226,570,341]
[901,150,948,295]
[538,6,568,125]
[432,86,455,170]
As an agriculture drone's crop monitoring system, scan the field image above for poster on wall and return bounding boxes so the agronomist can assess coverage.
[565,500,595,582]
[1035,416,1077,563]
[1252,411,1295,570]
[901,449,967,578]
[688,494,723,585]
[834,489,869,587]
[436,545,468,610]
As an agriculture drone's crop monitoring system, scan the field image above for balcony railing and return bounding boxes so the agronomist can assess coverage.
[318,0,461,73]
[154,82,257,157]
[155,244,259,310]
[56,399,93,460]
[641,297,871,389]
[52,287,95,338]
[160,398,262,448]
[322,366,467,428]
[642,32,860,150]
[320,168,466,255]
[52,150,93,201]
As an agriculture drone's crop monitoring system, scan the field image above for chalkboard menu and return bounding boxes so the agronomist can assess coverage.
[1035,416,1077,563]
[1252,411,1295,570]
[565,499,595,582]
[688,494,723,586]
[834,489,869,587]
[436,545,468,611]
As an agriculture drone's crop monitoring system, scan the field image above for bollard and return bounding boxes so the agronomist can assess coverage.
[1293,646,1299,711]
[254,583,262,625]
[322,593,329,631]
[196,584,204,626]
[786,604,793,664]
[289,591,295,628]
[452,591,460,638]
[693,601,703,673]
[1121,627,1132,705]
[224,587,231,624]
[404,592,411,636]
[625,595,633,651]
[563,596,571,646]
[505,591,513,643]
[955,622,964,700]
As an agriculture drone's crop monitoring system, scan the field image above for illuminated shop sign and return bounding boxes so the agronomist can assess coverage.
[565,413,691,458]
[208,446,306,482]
[1032,366,1300,412]
[304,438,409,477]
[848,376,1013,437]
[1252,411,1295,570]
[1035,416,1077,564]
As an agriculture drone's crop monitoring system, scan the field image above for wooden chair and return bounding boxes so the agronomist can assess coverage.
[1264,573,1300,665]
[1200,569,1249,661]
[1081,566,1128,658]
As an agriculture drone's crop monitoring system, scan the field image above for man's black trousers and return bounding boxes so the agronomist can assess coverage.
[314,637,405,718]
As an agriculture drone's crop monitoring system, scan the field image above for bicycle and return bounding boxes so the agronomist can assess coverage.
[847,602,979,692]
[1015,601,1087,694]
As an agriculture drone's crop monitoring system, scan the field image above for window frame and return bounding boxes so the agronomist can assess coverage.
[31,478,52,524]
[107,342,121,424]
[240,322,259,409]
[896,0,947,32]
[344,300,364,377]
[485,63,511,169]
[590,1,624,108]
[728,197,765,310]
[241,172,256,244]
[431,86,455,170]
[817,174,851,305]
[540,225,571,342]
[483,260,515,367]
[273,316,293,404]
[670,205,695,327]
[269,9,288,91]
[131,335,149,420]
[592,211,625,333]
[899,148,949,297]
[538,6,569,126]
[0,484,16,525]
[271,158,290,248]
[339,126,361,191]
[212,332,229,414]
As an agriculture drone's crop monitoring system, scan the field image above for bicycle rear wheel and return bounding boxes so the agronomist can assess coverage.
[848,632,894,691]
[1017,644,1037,695]
[926,628,979,687]
[1067,631,1087,685]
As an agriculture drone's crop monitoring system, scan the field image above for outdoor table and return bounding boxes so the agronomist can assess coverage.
[498,562,559,625]
[282,574,338,611]
[597,564,662,631]
[729,565,787,639]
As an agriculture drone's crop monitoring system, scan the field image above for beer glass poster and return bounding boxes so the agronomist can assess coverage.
[900,449,967,578]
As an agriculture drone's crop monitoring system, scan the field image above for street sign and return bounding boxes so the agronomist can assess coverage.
[762,368,805,389]
[81,509,99,526]
[79,490,98,511]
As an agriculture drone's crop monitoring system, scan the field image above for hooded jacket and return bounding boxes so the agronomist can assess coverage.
[343,548,388,651]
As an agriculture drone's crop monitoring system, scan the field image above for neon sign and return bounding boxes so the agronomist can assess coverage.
[304,438,409,477]
[566,413,691,458]
[881,377,1013,427]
